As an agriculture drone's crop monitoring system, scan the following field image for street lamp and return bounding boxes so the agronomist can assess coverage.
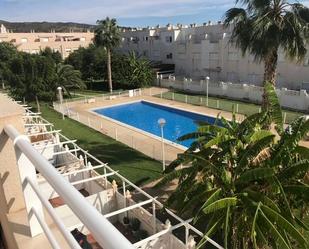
[206,76,210,106]
[57,87,65,120]
[158,118,166,171]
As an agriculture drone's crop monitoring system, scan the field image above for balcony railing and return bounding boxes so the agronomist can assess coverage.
[4,124,135,249]
[1,98,223,249]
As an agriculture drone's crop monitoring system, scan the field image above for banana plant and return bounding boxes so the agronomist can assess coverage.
[157,82,309,248]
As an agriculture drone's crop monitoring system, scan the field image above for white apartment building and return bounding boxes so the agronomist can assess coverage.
[119,23,309,90]
[0,24,94,59]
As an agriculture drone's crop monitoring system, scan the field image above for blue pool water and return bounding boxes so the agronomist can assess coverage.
[93,101,217,147]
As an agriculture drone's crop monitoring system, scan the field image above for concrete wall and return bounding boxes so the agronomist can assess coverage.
[159,78,309,111]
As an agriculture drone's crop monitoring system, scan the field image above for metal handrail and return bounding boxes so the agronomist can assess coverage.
[26,177,81,249]
[23,106,223,249]
[4,124,135,249]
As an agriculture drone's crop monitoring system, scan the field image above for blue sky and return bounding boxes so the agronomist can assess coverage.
[1,0,308,27]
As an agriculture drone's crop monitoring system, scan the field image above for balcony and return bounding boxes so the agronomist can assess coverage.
[0,93,223,249]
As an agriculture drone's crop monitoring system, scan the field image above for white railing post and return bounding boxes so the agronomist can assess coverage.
[14,135,44,237]
[185,225,189,247]
[152,200,156,234]
[103,167,107,189]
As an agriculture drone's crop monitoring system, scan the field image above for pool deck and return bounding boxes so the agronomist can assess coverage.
[68,90,243,164]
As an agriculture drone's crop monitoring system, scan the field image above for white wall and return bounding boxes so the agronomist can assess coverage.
[119,23,309,89]
[159,78,309,111]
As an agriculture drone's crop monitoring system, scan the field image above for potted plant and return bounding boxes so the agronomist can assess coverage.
[123,216,130,228]
[131,218,141,235]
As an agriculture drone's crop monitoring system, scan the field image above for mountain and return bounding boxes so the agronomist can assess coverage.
[0,20,96,33]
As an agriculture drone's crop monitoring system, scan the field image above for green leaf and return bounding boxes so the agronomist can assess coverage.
[294,146,309,159]
[247,130,274,143]
[246,189,280,213]
[261,205,308,248]
[203,197,237,214]
[236,168,274,185]
[259,210,291,249]
[251,202,262,249]
[198,188,222,215]
[279,160,309,180]
[238,134,274,169]
[283,184,309,201]
[224,204,231,248]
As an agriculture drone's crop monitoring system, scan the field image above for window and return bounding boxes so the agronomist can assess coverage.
[165,36,173,43]
[21,38,28,43]
[143,50,148,56]
[228,52,238,61]
[143,36,149,42]
[166,53,173,59]
[209,52,219,60]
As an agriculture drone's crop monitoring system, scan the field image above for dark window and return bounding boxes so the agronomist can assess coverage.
[166,53,173,59]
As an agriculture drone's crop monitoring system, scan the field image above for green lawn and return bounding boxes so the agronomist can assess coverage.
[158,91,304,124]
[37,103,162,186]
[72,89,125,96]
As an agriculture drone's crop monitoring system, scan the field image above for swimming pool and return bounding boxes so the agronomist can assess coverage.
[93,101,217,147]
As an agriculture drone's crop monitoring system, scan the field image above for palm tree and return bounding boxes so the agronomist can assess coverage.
[55,63,85,97]
[224,0,309,108]
[126,52,155,87]
[158,83,309,248]
[94,17,121,93]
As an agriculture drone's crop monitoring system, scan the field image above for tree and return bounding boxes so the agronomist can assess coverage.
[94,17,121,93]
[224,0,309,108]
[40,47,62,64]
[54,63,85,97]
[6,53,56,101]
[158,83,309,248]
[113,52,155,88]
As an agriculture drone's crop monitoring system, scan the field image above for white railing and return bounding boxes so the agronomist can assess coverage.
[20,106,223,249]
[158,77,309,111]
[4,124,135,249]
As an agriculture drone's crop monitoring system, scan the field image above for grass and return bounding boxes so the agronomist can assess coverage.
[37,103,162,186]
[73,89,125,96]
[158,91,305,124]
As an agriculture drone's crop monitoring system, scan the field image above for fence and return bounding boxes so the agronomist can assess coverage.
[58,88,143,105]
[155,80,305,124]
[157,77,309,112]
[53,101,182,164]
